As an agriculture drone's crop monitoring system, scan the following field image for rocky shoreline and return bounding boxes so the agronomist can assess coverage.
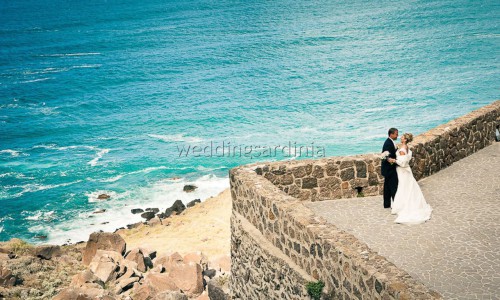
[0,188,232,300]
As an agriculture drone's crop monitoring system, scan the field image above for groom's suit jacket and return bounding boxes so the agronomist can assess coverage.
[381,138,397,177]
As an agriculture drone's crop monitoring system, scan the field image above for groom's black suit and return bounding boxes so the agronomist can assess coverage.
[381,138,398,208]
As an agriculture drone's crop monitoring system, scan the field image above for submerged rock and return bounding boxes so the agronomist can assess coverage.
[131,208,144,214]
[183,184,198,193]
[97,194,111,200]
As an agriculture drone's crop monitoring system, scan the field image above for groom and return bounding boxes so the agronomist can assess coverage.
[381,128,398,208]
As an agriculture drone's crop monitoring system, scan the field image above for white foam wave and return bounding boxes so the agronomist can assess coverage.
[39,52,101,57]
[7,180,82,198]
[99,175,124,182]
[20,78,51,83]
[0,149,21,157]
[148,133,203,143]
[87,166,193,183]
[24,210,55,221]
[0,226,3,234]
[72,64,102,68]
[196,165,228,172]
[0,103,20,109]
[0,172,34,179]
[28,224,46,233]
[33,144,97,151]
[0,216,14,222]
[37,106,59,115]
[21,64,101,76]
[44,174,230,245]
[88,149,110,166]
[127,165,192,175]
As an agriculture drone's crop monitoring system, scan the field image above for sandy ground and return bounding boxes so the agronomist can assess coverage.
[117,188,231,259]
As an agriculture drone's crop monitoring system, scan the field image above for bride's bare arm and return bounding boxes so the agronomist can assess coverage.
[398,145,408,155]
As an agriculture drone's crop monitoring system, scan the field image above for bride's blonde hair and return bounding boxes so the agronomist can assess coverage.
[403,133,414,143]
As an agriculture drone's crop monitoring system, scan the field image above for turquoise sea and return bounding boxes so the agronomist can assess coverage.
[0,0,498,244]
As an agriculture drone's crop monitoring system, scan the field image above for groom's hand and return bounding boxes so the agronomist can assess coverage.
[388,158,396,164]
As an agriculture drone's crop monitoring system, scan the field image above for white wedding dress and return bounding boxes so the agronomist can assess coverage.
[391,147,433,224]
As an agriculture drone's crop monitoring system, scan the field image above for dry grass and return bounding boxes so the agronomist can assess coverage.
[0,241,86,300]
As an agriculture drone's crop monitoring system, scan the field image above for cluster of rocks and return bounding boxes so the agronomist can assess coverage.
[126,198,201,229]
[54,232,230,300]
[91,185,201,232]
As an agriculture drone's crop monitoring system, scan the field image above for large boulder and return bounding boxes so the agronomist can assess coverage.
[34,245,61,260]
[157,291,189,300]
[125,248,147,272]
[145,208,159,213]
[0,267,17,287]
[143,272,179,293]
[114,276,140,294]
[183,252,206,265]
[132,283,156,300]
[154,252,183,270]
[53,288,93,300]
[167,262,204,296]
[53,287,113,300]
[89,255,119,283]
[164,200,186,217]
[210,255,231,272]
[70,269,105,289]
[207,275,230,300]
[82,232,126,265]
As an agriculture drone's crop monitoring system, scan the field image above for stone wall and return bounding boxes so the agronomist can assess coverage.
[231,213,314,299]
[230,166,441,299]
[254,100,500,202]
[230,100,499,299]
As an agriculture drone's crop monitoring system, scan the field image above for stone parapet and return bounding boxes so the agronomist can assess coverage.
[230,100,499,299]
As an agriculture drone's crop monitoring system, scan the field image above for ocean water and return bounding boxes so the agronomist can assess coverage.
[0,0,498,244]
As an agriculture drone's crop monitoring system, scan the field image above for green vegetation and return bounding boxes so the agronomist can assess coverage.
[306,280,325,300]
[8,239,34,256]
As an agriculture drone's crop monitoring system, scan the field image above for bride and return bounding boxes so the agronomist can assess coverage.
[391,133,433,224]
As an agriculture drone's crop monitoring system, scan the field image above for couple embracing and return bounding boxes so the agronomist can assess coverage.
[381,128,433,224]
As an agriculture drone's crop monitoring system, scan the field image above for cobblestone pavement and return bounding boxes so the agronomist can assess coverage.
[306,142,500,300]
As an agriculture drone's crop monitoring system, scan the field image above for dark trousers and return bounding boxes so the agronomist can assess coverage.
[383,173,398,208]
